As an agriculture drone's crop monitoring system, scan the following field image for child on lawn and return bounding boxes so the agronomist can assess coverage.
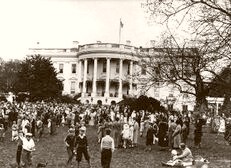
[75,127,91,168]
[0,124,5,142]
[12,121,19,141]
[121,123,130,148]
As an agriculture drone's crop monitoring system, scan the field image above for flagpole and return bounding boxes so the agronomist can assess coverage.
[119,18,122,44]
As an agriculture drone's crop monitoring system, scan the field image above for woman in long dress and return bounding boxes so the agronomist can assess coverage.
[172,119,182,149]
[218,117,226,134]
[158,117,168,149]
[216,116,226,141]
[133,119,139,147]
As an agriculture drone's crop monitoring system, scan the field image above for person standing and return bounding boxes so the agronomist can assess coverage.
[217,116,226,139]
[0,123,5,142]
[184,114,190,136]
[16,130,23,167]
[172,119,182,149]
[194,118,204,148]
[158,117,169,150]
[21,117,29,135]
[101,129,115,168]
[133,118,139,147]
[181,121,188,144]
[21,133,35,168]
[168,119,177,149]
[121,123,130,148]
[47,119,52,135]
[146,123,155,151]
[75,127,91,168]
[64,128,76,167]
[12,121,19,141]
[36,117,43,142]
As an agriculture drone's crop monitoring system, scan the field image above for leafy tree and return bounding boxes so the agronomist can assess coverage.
[118,95,162,112]
[16,55,63,101]
[0,59,21,93]
[0,58,5,92]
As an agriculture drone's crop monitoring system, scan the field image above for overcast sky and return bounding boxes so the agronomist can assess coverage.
[0,0,189,61]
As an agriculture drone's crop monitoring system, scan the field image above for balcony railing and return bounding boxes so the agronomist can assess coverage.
[78,43,139,54]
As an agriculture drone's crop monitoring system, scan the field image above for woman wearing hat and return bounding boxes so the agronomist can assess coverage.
[21,132,35,167]
[173,143,193,162]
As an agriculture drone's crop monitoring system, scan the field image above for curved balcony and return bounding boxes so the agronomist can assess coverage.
[77,43,141,60]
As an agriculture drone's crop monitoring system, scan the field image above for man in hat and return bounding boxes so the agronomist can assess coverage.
[100,129,114,168]
[64,128,76,167]
[21,132,35,167]
[75,127,91,168]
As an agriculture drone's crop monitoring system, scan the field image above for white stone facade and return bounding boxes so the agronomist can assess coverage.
[28,42,195,110]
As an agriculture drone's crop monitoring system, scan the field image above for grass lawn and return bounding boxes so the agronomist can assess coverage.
[0,125,230,168]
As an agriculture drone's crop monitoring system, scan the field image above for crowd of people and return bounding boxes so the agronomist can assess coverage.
[0,100,230,167]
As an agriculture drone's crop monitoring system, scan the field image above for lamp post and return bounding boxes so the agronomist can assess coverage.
[166,94,176,111]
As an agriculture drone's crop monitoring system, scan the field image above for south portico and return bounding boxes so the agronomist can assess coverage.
[78,56,137,105]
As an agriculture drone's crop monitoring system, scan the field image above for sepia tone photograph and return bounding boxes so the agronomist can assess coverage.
[0,0,230,167]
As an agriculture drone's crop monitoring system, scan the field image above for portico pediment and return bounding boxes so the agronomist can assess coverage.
[57,76,65,81]
[69,77,78,80]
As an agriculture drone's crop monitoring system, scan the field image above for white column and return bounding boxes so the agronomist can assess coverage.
[76,60,81,93]
[129,61,133,95]
[118,59,123,98]
[105,58,110,97]
[216,102,219,115]
[92,58,98,97]
[82,59,87,97]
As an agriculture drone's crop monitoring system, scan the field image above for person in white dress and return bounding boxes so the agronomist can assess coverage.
[89,111,96,126]
[21,117,29,135]
[121,123,130,148]
[216,116,226,141]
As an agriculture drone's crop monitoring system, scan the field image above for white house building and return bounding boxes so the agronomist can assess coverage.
[28,41,198,111]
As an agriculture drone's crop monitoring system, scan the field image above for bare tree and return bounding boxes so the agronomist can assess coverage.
[142,0,231,59]
[138,0,231,114]
[136,34,231,114]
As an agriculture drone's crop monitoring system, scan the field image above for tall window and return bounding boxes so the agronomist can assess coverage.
[72,64,76,73]
[70,81,75,94]
[59,64,64,73]
[102,61,106,72]
[116,62,119,73]
[182,105,188,112]
[87,61,90,74]
[141,66,146,75]
[127,63,130,75]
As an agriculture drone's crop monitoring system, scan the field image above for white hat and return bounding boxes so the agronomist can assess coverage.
[25,133,32,137]
[79,127,86,132]
[171,150,177,156]
[68,128,75,133]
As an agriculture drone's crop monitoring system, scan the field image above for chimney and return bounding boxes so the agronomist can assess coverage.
[36,41,40,48]
[126,40,131,45]
[150,40,155,47]
[72,41,79,48]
